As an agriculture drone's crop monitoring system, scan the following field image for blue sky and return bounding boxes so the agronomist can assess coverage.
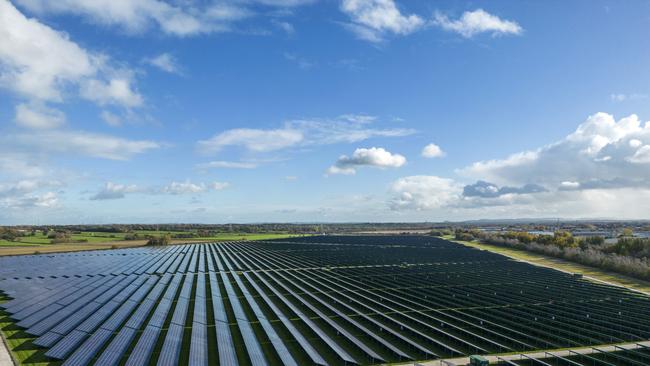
[1,0,650,224]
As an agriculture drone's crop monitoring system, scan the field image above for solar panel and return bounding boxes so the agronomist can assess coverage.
[45,329,88,360]
[93,327,137,366]
[242,272,327,366]
[147,298,173,328]
[170,296,189,326]
[124,325,160,366]
[124,298,156,330]
[189,321,208,366]
[156,323,184,366]
[32,330,63,348]
[76,301,120,333]
[62,328,113,366]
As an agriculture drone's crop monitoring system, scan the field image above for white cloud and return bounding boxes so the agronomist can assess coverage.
[0,155,46,178]
[421,143,445,158]
[559,181,580,190]
[14,103,65,129]
[0,179,60,209]
[14,0,315,37]
[389,175,461,210]
[145,53,181,74]
[163,180,229,195]
[100,110,122,127]
[273,20,295,34]
[0,0,143,109]
[433,9,522,38]
[90,180,229,200]
[90,182,141,200]
[0,0,95,101]
[460,112,650,190]
[198,115,415,157]
[284,53,314,69]
[198,128,304,154]
[7,130,160,160]
[284,115,415,145]
[196,161,258,169]
[17,191,58,208]
[341,0,424,42]
[15,0,210,36]
[339,114,376,124]
[326,165,357,176]
[627,145,650,164]
[610,93,647,102]
[327,147,406,175]
[80,78,143,108]
[210,181,230,190]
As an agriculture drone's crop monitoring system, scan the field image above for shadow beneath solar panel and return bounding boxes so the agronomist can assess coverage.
[1,304,60,365]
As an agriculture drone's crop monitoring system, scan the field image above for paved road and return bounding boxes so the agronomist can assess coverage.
[0,333,13,366]
[409,340,650,365]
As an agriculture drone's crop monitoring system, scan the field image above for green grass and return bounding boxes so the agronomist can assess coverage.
[0,240,42,247]
[0,295,59,366]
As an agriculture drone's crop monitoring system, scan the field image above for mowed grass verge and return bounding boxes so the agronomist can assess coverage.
[443,235,650,294]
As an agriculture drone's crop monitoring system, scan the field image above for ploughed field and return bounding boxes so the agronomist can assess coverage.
[1,235,650,366]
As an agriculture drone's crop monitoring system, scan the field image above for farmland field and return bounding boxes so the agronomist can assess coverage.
[1,235,650,365]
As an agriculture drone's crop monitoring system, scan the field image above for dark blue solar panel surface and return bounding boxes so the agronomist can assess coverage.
[4,237,626,366]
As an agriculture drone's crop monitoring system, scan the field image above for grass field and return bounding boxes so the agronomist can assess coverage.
[443,235,650,294]
[0,233,305,256]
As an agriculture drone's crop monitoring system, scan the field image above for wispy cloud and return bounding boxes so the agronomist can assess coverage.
[144,53,182,74]
[198,115,415,155]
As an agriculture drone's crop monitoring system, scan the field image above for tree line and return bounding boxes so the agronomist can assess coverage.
[452,229,650,280]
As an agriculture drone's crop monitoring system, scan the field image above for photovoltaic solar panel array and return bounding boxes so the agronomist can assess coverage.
[1,235,650,365]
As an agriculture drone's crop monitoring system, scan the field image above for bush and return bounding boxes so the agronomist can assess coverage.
[146,235,171,246]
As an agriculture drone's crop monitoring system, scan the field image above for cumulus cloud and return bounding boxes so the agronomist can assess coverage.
[340,0,424,42]
[327,147,406,175]
[198,115,414,155]
[7,130,160,160]
[389,175,461,210]
[421,143,445,158]
[80,77,143,108]
[462,180,546,198]
[0,0,143,108]
[90,182,141,200]
[433,9,522,38]
[0,179,61,209]
[459,113,650,191]
[145,53,181,74]
[10,191,58,208]
[14,103,65,129]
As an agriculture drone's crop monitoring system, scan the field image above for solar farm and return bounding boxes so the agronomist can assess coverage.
[1,235,650,366]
